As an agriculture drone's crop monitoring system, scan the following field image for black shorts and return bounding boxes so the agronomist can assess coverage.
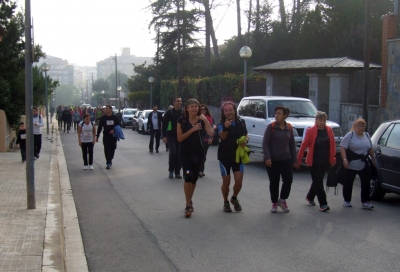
[219,161,243,176]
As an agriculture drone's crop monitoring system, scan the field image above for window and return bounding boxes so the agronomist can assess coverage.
[238,99,263,117]
[385,124,400,150]
[267,100,317,118]
[378,124,394,147]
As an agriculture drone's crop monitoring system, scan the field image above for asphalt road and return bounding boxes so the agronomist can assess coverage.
[61,127,400,272]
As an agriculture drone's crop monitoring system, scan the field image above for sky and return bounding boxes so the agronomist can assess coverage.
[15,0,257,67]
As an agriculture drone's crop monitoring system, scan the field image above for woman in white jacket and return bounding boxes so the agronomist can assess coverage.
[32,106,44,159]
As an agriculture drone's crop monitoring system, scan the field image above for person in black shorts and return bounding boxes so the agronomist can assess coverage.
[177,99,214,218]
[217,101,248,212]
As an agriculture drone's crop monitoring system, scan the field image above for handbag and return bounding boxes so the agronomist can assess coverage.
[326,166,339,195]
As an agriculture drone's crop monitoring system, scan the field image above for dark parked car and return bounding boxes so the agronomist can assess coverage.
[370,120,400,200]
[132,111,142,131]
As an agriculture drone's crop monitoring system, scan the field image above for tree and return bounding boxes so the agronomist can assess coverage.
[54,84,82,106]
[92,78,110,94]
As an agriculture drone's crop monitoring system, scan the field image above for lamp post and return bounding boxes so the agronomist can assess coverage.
[117,86,122,109]
[101,90,105,106]
[40,62,50,136]
[239,46,252,98]
[148,76,155,107]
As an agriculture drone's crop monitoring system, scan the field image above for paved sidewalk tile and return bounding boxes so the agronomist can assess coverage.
[0,135,52,272]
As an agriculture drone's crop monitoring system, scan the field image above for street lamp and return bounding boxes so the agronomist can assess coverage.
[117,86,122,109]
[40,62,50,136]
[148,76,155,108]
[101,90,105,106]
[239,46,252,98]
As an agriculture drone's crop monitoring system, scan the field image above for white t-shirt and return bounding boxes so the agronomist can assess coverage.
[340,131,372,171]
[152,113,159,130]
[79,122,94,143]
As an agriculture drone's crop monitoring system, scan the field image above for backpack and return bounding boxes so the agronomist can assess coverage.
[79,121,94,127]
[270,121,292,134]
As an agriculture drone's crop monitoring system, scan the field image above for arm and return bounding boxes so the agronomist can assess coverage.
[328,127,337,166]
[38,116,45,127]
[162,110,170,138]
[297,129,311,165]
[289,128,297,166]
[200,115,214,137]
[262,125,272,162]
[147,113,151,131]
[177,121,202,142]
[96,118,103,140]
[92,124,96,144]
[78,125,82,146]
[218,119,232,140]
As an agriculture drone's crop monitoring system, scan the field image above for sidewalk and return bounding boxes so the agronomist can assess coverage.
[0,119,88,272]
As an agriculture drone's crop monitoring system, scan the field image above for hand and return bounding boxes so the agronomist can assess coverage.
[330,162,336,168]
[92,140,95,145]
[240,141,247,147]
[343,160,349,169]
[207,139,212,145]
[224,119,232,128]
[163,137,168,144]
[296,163,300,170]
[265,159,272,167]
[191,123,202,132]
[96,138,99,142]
[293,162,298,168]
[109,129,114,135]
[372,158,376,167]
[79,142,82,146]
[34,122,37,126]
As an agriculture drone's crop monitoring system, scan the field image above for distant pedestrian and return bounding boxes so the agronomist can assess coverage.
[218,101,248,213]
[262,106,297,213]
[73,107,81,132]
[199,104,215,177]
[78,113,96,170]
[339,118,376,210]
[57,105,63,130]
[297,112,336,212]
[62,107,72,133]
[177,99,214,217]
[96,105,120,169]
[32,106,44,159]
[147,105,163,153]
[116,109,123,126]
[162,97,184,179]
[16,122,26,162]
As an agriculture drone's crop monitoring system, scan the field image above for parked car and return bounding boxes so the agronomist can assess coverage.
[237,96,342,155]
[121,108,137,128]
[369,119,400,200]
[132,111,142,131]
[138,110,165,134]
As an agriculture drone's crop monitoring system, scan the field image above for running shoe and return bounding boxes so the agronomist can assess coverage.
[230,197,242,211]
[175,174,182,179]
[83,165,88,170]
[169,171,173,179]
[278,199,289,212]
[319,205,330,212]
[306,197,316,206]
[106,163,111,169]
[361,202,374,210]
[343,201,352,207]
[184,205,191,218]
[89,165,94,170]
[190,201,194,212]
[223,201,232,212]
[271,203,278,213]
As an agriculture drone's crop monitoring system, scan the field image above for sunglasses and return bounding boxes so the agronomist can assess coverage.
[201,108,206,111]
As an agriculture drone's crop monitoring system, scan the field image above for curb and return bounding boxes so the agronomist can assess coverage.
[57,130,89,271]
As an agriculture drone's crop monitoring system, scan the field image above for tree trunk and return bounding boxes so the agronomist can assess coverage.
[204,0,211,65]
[279,0,286,31]
[176,0,181,91]
[236,0,242,49]
[210,18,219,58]
[247,0,252,45]
[255,0,260,34]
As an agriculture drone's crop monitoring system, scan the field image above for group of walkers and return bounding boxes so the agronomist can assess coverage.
[56,105,98,133]
[27,98,376,219]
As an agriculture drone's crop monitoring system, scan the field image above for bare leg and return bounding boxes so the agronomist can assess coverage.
[221,175,231,201]
[232,171,243,197]
[184,183,196,205]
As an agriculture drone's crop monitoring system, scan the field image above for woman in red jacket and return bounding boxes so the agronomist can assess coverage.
[297,112,336,212]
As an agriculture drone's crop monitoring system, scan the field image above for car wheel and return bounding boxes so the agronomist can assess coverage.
[122,123,125,128]
[370,177,386,201]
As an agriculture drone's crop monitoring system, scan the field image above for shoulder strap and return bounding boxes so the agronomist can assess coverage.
[271,121,292,134]
[271,121,275,134]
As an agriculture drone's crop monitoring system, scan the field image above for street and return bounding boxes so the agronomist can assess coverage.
[61,128,400,272]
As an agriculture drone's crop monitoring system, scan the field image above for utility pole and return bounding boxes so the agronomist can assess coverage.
[113,53,118,109]
[25,0,35,209]
[362,0,371,131]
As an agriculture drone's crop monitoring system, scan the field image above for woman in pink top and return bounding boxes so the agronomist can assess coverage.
[297,112,336,212]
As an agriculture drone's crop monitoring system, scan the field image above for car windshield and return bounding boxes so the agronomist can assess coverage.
[267,100,317,118]
[124,110,134,115]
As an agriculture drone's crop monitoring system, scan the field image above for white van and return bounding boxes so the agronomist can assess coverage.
[237,96,342,155]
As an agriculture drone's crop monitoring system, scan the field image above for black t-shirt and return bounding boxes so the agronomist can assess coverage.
[177,116,205,153]
[313,128,330,164]
[97,114,119,138]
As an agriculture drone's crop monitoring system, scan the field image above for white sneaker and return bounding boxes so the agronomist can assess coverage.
[89,165,94,170]
[362,202,374,210]
[343,201,352,207]
[83,165,88,170]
